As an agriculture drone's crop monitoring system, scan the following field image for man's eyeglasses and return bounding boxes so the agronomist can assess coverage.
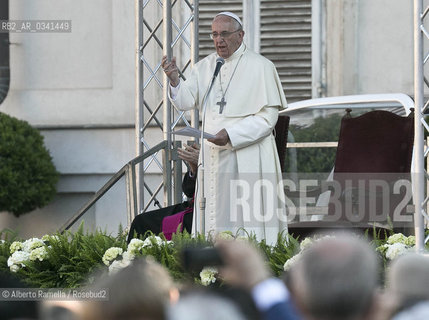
[210,29,241,40]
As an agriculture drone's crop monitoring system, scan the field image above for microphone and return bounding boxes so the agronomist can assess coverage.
[212,57,225,79]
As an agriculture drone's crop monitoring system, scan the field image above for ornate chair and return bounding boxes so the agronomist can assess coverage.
[287,109,414,233]
[326,109,414,227]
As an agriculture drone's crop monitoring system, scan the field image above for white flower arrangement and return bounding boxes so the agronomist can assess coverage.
[283,235,335,271]
[108,259,132,274]
[200,267,218,286]
[22,238,45,252]
[10,241,23,254]
[128,238,145,254]
[102,247,123,266]
[7,237,50,272]
[216,231,235,242]
[299,237,314,251]
[377,233,416,260]
[122,250,135,262]
[405,235,416,247]
[386,233,408,245]
[7,250,30,272]
[142,235,164,248]
[29,246,48,262]
[9,264,20,273]
[385,242,409,260]
[283,252,302,271]
[41,234,60,243]
[235,235,250,242]
[102,241,149,274]
[102,236,169,275]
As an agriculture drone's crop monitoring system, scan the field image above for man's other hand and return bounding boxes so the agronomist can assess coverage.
[208,129,230,146]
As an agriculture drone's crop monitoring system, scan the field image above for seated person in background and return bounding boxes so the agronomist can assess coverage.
[127,144,199,242]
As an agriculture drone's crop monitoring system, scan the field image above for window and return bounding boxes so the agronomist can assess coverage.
[260,0,312,102]
[198,0,312,103]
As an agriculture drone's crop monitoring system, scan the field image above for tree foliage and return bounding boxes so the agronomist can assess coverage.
[285,113,342,173]
[0,112,59,216]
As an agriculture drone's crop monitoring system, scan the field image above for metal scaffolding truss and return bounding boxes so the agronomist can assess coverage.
[414,0,429,250]
[136,0,199,214]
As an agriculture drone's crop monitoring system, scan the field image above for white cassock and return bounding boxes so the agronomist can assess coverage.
[170,44,288,244]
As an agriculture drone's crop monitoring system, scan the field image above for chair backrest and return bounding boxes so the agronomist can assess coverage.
[328,109,414,227]
[274,115,290,172]
[334,109,414,174]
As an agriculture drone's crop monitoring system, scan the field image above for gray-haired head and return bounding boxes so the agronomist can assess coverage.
[387,252,429,309]
[289,233,379,320]
[81,258,174,320]
[167,290,246,320]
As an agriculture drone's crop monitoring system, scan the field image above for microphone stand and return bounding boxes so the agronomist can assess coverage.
[198,71,219,236]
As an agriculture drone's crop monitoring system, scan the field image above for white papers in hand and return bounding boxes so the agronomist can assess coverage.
[172,127,215,139]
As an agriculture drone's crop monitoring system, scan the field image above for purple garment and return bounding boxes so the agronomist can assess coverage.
[162,207,193,240]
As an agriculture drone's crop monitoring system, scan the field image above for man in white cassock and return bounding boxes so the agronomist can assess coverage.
[162,12,288,244]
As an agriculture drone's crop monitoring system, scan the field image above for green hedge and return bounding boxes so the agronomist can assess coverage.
[0,112,59,216]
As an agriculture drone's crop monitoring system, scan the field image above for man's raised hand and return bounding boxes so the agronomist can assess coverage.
[161,55,180,87]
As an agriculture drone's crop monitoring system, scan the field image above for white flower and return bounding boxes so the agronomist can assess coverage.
[23,238,44,252]
[236,235,249,242]
[283,253,301,271]
[42,234,60,243]
[29,246,48,261]
[102,247,123,266]
[406,236,416,247]
[9,264,20,273]
[8,250,30,266]
[216,231,234,242]
[300,237,314,251]
[108,259,131,274]
[10,241,23,254]
[376,243,390,255]
[128,238,144,254]
[7,250,30,272]
[122,251,135,263]
[200,267,218,286]
[385,243,408,260]
[142,235,163,248]
[387,233,408,245]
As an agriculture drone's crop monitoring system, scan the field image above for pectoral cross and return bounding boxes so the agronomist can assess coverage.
[216,97,227,114]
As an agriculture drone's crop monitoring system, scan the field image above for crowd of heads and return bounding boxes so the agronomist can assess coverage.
[2,230,429,320]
